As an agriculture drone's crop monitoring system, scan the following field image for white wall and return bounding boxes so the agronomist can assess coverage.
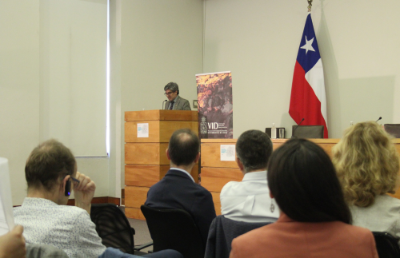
[39,0,107,156]
[204,0,400,138]
[0,1,40,205]
[0,0,204,205]
[0,0,112,205]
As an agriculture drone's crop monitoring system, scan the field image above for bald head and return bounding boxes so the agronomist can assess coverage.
[168,129,199,166]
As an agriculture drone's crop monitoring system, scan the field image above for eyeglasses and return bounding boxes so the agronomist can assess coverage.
[64,175,80,184]
[70,176,80,184]
[164,91,175,96]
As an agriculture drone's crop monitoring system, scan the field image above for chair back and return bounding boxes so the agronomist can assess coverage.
[205,215,271,258]
[384,124,400,138]
[292,125,324,138]
[141,205,204,258]
[90,203,136,254]
[372,232,400,258]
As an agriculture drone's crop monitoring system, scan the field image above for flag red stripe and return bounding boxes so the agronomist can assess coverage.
[289,61,328,138]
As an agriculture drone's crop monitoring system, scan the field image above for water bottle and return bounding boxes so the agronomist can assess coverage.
[271,123,276,139]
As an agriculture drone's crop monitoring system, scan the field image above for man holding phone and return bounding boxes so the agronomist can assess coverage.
[13,139,105,257]
[13,139,182,258]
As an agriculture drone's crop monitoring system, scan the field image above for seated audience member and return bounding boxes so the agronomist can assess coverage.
[14,139,182,258]
[230,139,378,258]
[332,121,400,242]
[145,129,216,246]
[220,130,279,222]
[0,225,25,258]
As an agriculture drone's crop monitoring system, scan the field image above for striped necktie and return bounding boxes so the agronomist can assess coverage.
[169,101,175,110]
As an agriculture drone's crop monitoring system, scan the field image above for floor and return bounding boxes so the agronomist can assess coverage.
[122,207,153,253]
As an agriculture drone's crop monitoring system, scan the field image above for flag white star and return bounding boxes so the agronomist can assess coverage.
[300,36,315,54]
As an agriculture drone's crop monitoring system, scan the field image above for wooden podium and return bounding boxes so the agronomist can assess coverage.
[124,110,199,220]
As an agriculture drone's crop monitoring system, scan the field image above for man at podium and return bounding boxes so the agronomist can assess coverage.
[164,82,191,110]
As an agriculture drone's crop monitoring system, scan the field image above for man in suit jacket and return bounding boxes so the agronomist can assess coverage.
[145,129,216,246]
[163,82,191,110]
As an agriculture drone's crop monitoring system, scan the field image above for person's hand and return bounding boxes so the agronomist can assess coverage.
[0,225,26,258]
[73,171,96,213]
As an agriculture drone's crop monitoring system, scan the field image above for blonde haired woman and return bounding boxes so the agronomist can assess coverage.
[333,121,400,241]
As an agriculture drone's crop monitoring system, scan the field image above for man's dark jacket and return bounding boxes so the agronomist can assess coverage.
[145,169,216,246]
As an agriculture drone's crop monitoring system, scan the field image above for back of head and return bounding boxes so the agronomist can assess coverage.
[267,138,351,224]
[164,82,179,95]
[236,130,272,172]
[168,129,199,166]
[25,139,76,192]
[332,121,400,207]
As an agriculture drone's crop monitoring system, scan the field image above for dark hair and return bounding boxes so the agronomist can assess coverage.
[25,139,76,191]
[164,82,179,95]
[236,130,272,172]
[168,129,199,166]
[267,138,351,224]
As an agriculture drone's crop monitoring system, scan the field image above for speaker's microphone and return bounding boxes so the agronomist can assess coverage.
[162,100,167,109]
[299,118,305,125]
[376,117,382,123]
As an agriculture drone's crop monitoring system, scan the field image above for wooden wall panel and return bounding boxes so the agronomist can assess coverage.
[201,167,242,192]
[125,110,162,121]
[125,165,167,187]
[190,164,200,183]
[211,192,221,216]
[201,142,237,168]
[159,121,199,142]
[125,110,197,122]
[159,110,198,121]
[125,186,149,208]
[125,165,199,187]
[125,121,160,143]
[124,110,200,220]
[125,143,169,165]
[125,121,199,143]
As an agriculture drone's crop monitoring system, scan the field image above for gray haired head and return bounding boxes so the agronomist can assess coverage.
[164,82,179,95]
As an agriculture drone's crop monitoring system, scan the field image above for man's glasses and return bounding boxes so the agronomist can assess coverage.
[164,91,175,96]
[71,176,80,184]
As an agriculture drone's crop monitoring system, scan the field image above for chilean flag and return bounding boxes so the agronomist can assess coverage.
[289,13,328,138]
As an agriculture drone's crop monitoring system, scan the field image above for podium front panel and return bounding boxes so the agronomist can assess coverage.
[125,110,197,122]
[124,110,200,220]
[125,164,199,187]
[125,165,170,187]
[125,143,169,165]
[125,186,149,208]
[125,121,198,143]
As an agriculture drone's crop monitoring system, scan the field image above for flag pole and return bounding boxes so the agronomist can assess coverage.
[307,0,313,12]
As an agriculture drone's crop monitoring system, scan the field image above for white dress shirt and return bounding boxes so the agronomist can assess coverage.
[350,194,400,245]
[220,171,279,223]
[14,198,106,258]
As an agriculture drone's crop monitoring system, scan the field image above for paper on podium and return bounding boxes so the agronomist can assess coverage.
[0,158,15,236]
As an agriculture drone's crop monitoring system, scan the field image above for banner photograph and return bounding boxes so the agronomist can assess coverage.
[196,71,233,139]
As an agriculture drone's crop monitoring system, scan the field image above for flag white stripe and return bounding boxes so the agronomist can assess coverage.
[305,59,328,126]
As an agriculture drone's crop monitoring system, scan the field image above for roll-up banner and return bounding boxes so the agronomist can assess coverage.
[196,71,233,139]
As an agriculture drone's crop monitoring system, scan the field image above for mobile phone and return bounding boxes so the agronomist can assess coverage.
[65,179,71,196]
